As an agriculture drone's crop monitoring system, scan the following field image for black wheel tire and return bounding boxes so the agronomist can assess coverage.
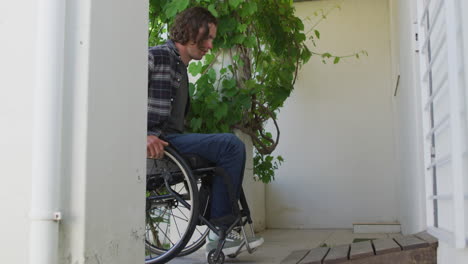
[207,249,225,264]
[144,146,199,264]
[177,227,209,256]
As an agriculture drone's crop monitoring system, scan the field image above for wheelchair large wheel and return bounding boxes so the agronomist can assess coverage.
[145,147,199,264]
[177,204,209,256]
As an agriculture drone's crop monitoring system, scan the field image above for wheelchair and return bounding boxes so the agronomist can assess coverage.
[144,146,259,264]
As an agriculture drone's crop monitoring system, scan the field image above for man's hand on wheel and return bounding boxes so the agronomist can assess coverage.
[147,135,169,159]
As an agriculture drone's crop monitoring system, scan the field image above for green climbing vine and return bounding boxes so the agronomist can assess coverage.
[149,0,366,183]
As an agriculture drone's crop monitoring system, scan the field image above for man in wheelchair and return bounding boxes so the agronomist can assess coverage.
[146,6,264,263]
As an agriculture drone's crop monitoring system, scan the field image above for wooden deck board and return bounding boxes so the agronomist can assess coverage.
[299,247,330,264]
[323,244,349,264]
[415,231,438,246]
[372,238,401,255]
[280,231,437,264]
[349,241,374,259]
[281,249,310,264]
[394,235,429,250]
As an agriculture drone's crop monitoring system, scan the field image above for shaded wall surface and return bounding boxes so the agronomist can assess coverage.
[267,0,399,228]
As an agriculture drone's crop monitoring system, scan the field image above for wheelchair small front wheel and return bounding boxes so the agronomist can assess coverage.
[207,249,225,264]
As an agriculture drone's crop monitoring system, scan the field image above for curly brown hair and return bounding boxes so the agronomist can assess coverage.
[170,7,217,47]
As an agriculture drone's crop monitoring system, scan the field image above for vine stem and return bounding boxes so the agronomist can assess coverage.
[304,2,343,35]
[200,51,221,75]
[148,13,158,39]
[311,50,367,59]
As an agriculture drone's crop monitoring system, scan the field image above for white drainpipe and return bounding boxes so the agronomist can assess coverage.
[29,0,65,263]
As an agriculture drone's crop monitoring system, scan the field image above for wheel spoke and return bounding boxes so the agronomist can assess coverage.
[153,207,189,222]
[176,206,191,221]
[170,208,182,239]
[155,219,174,248]
[194,226,205,236]
[146,209,164,247]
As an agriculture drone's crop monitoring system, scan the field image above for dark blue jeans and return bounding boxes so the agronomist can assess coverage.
[164,133,245,220]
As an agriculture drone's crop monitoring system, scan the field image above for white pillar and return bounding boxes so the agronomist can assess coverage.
[235,129,266,232]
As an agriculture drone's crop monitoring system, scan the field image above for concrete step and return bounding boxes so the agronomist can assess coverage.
[353,222,401,234]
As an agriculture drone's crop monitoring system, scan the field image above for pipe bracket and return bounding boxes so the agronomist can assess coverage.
[30,210,62,222]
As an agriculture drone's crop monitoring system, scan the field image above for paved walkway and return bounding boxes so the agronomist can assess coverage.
[169,229,403,264]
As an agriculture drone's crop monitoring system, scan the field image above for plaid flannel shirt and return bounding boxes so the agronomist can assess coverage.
[147,40,184,137]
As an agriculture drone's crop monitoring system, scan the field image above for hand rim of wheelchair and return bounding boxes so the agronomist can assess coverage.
[145,147,199,264]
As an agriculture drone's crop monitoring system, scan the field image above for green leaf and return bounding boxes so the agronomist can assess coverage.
[244,36,256,48]
[232,34,246,44]
[205,94,218,110]
[333,57,340,64]
[190,118,202,131]
[314,30,320,39]
[301,48,312,63]
[220,124,229,132]
[207,68,216,81]
[207,4,218,17]
[189,83,195,96]
[222,78,236,89]
[164,0,189,18]
[296,33,306,42]
[214,103,228,120]
[204,53,215,64]
[232,34,245,44]
[188,61,203,76]
[218,17,237,35]
[238,24,248,33]
[244,79,257,89]
[239,2,257,17]
[228,0,241,8]
[224,87,238,97]
[196,74,210,88]
[296,19,305,31]
[239,96,251,109]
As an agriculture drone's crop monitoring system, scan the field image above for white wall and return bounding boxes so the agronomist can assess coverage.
[391,0,427,235]
[438,241,468,264]
[0,1,35,263]
[266,0,399,228]
[0,0,147,263]
[58,0,148,263]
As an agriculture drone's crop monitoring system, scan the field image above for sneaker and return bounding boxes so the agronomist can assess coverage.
[205,229,264,256]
